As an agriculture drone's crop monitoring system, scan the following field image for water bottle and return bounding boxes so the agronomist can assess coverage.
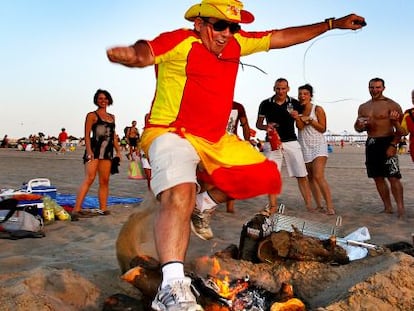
[54,203,71,221]
[43,196,71,222]
[287,102,294,114]
[42,196,55,224]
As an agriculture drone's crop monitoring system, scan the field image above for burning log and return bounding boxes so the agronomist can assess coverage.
[192,272,303,311]
[120,255,161,298]
[270,298,305,311]
[121,252,307,310]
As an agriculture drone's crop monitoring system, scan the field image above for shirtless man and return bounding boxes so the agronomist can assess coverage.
[126,120,140,159]
[354,78,407,219]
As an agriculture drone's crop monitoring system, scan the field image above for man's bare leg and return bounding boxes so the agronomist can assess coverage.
[155,183,195,268]
[267,193,278,214]
[153,182,202,310]
[389,177,405,218]
[373,177,393,213]
[226,199,235,213]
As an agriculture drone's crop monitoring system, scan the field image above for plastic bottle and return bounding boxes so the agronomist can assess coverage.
[44,195,71,221]
[42,196,55,224]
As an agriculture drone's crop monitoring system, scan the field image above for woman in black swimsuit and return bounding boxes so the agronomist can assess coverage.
[73,89,121,216]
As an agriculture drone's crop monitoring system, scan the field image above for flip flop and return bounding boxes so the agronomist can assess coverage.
[71,211,94,219]
[95,209,111,216]
[316,206,326,213]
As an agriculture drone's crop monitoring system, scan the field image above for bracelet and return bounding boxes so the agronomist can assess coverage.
[325,17,335,30]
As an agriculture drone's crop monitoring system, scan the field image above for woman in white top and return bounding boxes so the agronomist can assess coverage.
[296,84,335,215]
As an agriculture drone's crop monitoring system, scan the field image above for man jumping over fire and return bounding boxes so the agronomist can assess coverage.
[107,0,366,309]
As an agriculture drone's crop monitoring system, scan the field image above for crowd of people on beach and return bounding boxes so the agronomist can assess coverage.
[0,131,82,153]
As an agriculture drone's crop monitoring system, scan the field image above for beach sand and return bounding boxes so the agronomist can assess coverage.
[0,146,413,310]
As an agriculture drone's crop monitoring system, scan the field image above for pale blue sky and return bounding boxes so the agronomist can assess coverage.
[1,0,413,139]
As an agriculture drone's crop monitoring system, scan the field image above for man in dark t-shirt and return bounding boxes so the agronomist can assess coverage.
[256,78,313,213]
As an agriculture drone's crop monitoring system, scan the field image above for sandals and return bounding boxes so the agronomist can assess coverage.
[326,209,336,216]
[96,209,111,216]
[316,206,336,216]
[71,210,94,219]
[71,209,111,219]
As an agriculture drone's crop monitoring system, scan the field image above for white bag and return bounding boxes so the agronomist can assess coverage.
[0,210,44,233]
[0,199,45,239]
[338,227,371,261]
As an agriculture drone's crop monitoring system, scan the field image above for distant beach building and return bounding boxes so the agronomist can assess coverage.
[324,130,367,145]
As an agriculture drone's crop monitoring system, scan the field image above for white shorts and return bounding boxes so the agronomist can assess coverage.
[264,140,307,178]
[148,133,200,197]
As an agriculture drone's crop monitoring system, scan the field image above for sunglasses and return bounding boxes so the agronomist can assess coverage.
[202,18,241,34]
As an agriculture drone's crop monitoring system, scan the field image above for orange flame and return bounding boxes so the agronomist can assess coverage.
[208,258,249,301]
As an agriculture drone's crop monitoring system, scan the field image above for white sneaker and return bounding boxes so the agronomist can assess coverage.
[190,207,215,240]
[151,277,203,311]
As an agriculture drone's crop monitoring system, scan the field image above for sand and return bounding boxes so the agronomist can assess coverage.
[0,145,413,311]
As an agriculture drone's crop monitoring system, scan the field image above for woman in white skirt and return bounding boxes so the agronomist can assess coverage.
[296,84,335,215]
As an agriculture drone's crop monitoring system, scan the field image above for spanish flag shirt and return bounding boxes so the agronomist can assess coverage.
[141,28,281,199]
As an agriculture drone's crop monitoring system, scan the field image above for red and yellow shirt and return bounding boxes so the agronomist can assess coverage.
[143,28,271,143]
[140,28,281,199]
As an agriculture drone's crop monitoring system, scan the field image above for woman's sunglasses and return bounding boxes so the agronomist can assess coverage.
[202,17,241,34]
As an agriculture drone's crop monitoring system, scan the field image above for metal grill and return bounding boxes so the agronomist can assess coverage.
[263,204,344,239]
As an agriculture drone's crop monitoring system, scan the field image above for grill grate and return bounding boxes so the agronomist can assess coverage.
[263,204,344,239]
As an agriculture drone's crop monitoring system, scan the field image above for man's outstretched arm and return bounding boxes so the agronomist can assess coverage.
[107,40,154,68]
[270,14,366,49]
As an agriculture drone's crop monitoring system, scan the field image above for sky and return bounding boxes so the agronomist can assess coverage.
[1,0,414,140]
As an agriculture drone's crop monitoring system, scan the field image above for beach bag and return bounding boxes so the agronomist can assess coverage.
[128,158,145,180]
[0,199,45,239]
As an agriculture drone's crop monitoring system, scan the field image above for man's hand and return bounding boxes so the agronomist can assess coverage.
[290,110,300,120]
[386,145,397,158]
[334,14,367,31]
[107,41,154,67]
[107,46,138,66]
[266,123,278,133]
[355,116,370,132]
[389,110,400,123]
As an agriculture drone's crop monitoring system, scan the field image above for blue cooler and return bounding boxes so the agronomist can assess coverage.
[17,200,44,217]
[21,178,57,200]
